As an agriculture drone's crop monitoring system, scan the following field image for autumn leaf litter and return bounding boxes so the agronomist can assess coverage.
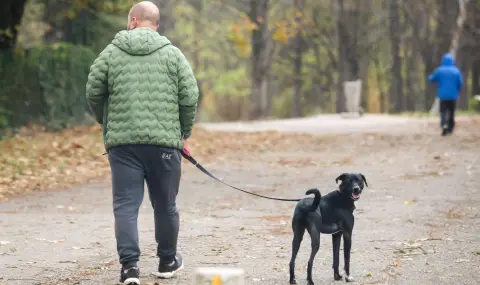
[1,118,479,201]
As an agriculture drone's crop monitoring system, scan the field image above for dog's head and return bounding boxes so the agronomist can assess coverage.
[335,173,368,201]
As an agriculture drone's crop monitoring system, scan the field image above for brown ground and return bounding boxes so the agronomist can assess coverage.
[0,115,479,285]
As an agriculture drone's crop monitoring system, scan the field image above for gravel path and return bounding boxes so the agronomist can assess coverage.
[1,115,479,285]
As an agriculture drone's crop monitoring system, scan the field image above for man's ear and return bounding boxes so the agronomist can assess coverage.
[335,173,348,184]
[360,174,368,187]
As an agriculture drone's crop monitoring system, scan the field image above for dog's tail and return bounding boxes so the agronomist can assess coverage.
[305,188,321,212]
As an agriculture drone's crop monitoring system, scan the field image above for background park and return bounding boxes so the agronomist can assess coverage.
[0,0,479,284]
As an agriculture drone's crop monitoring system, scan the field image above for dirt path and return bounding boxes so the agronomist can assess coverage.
[1,115,479,285]
[198,114,435,135]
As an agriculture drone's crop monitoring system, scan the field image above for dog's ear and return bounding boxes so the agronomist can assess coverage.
[360,174,368,187]
[335,173,348,184]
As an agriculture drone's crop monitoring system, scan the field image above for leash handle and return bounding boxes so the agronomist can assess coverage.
[181,147,191,157]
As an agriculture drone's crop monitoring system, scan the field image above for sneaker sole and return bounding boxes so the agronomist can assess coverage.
[123,277,140,285]
[152,262,184,279]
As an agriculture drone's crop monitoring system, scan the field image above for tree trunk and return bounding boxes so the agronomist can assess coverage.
[405,36,420,111]
[472,61,480,96]
[389,0,404,113]
[248,0,269,120]
[335,0,362,113]
[191,0,204,121]
[346,1,359,81]
[157,0,176,36]
[471,1,480,97]
[0,0,28,50]
[292,0,303,118]
[451,0,471,110]
[456,40,471,109]
[335,0,347,113]
[266,73,275,117]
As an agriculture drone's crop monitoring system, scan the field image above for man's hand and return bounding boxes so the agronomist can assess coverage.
[181,140,191,157]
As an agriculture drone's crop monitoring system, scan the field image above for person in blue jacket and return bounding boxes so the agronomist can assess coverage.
[428,52,463,136]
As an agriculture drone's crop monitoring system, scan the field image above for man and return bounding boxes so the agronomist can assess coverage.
[428,52,463,136]
[86,1,199,284]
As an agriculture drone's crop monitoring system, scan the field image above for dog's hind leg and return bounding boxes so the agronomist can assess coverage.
[289,215,305,284]
[332,232,343,281]
[306,223,320,285]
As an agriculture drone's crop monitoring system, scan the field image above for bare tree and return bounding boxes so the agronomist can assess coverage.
[335,0,347,113]
[291,0,304,118]
[389,0,403,112]
[248,0,270,119]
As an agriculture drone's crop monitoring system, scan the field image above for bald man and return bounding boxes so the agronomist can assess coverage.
[86,1,198,284]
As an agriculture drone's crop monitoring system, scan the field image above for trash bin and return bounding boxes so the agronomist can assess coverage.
[342,79,363,117]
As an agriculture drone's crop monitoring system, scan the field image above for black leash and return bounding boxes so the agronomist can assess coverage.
[180,148,301,202]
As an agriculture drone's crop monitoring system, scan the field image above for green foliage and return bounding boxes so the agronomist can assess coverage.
[0,43,96,131]
[3,0,479,131]
[0,50,43,129]
[468,95,480,112]
[35,43,96,129]
[210,66,250,98]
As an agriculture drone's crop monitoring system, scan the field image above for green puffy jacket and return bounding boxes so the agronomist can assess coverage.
[86,27,199,151]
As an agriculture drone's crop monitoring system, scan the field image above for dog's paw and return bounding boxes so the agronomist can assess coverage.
[307,281,315,285]
[345,275,354,282]
[289,279,297,284]
[334,272,343,281]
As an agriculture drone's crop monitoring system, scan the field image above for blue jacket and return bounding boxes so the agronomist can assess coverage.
[428,53,463,100]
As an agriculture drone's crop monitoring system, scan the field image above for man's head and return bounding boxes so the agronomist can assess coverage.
[127,1,160,31]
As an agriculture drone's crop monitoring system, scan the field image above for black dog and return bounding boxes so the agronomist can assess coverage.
[289,173,368,285]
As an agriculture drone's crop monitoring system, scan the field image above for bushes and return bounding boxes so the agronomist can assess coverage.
[0,43,96,132]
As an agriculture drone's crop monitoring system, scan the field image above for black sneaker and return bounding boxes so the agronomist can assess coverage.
[119,267,140,285]
[154,254,184,279]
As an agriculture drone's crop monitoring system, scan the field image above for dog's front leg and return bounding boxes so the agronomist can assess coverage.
[343,231,354,282]
[332,232,343,281]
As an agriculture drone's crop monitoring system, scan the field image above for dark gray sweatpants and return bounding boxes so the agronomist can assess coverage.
[107,144,181,268]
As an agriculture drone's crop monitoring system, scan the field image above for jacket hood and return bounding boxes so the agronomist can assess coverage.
[441,53,455,66]
[112,28,171,55]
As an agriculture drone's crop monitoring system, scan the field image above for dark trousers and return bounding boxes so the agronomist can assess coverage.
[107,144,181,268]
[440,99,456,132]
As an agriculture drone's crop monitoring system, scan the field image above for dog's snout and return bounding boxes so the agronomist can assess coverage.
[353,186,361,193]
